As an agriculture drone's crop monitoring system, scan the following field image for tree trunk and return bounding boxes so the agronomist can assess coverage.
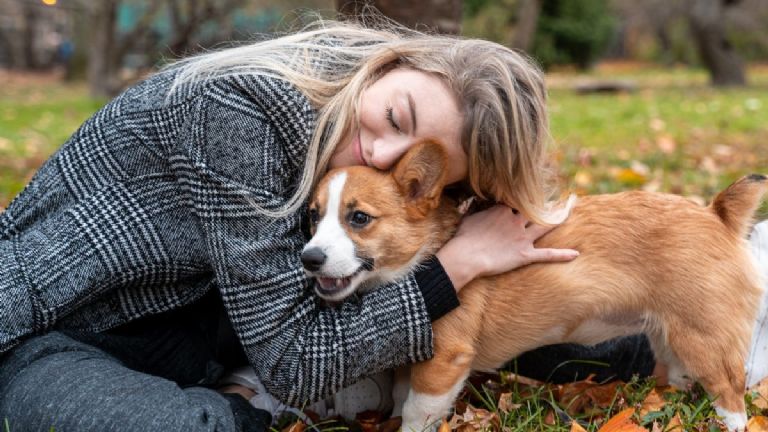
[21,2,39,69]
[87,0,120,97]
[336,0,463,34]
[512,0,541,52]
[688,0,746,86]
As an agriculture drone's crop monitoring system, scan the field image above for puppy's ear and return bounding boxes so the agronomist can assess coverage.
[392,139,449,219]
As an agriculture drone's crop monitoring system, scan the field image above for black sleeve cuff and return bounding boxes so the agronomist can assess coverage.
[414,256,460,322]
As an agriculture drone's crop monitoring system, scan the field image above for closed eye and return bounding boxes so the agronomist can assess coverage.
[385,107,402,133]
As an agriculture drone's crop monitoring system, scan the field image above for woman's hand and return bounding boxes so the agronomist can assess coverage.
[436,205,579,291]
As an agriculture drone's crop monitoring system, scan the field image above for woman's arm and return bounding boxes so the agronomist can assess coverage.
[437,205,579,291]
[180,78,437,406]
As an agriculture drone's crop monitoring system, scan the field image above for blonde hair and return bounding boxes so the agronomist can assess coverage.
[168,17,558,224]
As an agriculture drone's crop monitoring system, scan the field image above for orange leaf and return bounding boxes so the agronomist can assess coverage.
[571,422,588,432]
[656,135,676,154]
[665,413,684,431]
[437,419,451,432]
[282,421,306,432]
[639,388,667,417]
[597,408,646,432]
[748,416,768,432]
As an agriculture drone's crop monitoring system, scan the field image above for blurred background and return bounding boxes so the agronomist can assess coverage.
[1,0,767,213]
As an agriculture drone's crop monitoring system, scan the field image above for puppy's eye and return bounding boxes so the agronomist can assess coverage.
[309,208,320,225]
[348,210,372,228]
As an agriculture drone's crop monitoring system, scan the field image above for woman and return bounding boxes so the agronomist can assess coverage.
[0,17,726,431]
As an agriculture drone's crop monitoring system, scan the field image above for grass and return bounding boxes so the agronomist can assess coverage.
[0,71,106,208]
[1,64,768,430]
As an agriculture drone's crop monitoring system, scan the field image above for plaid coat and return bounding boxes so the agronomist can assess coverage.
[0,68,456,405]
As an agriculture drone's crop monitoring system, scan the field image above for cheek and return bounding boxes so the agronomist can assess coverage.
[355,219,424,269]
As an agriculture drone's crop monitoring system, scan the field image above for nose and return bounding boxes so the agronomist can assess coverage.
[301,247,326,272]
[369,138,413,170]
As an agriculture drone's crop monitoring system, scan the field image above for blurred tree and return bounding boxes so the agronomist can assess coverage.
[78,0,246,97]
[612,0,756,86]
[532,0,615,69]
[336,0,463,34]
[512,0,541,51]
[21,1,42,69]
[687,0,746,86]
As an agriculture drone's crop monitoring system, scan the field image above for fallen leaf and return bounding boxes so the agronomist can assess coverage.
[630,160,650,176]
[597,408,646,432]
[544,409,556,425]
[665,413,683,431]
[574,170,593,188]
[699,156,719,174]
[749,416,768,431]
[497,393,521,413]
[639,388,667,417]
[559,379,624,416]
[571,421,588,432]
[282,421,306,432]
[656,135,676,154]
[614,167,647,186]
[749,377,768,409]
[437,419,451,432]
[650,118,666,132]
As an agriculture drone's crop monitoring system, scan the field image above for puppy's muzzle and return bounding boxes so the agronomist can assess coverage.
[301,247,326,272]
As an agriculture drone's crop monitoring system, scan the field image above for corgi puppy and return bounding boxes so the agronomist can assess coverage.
[301,140,766,431]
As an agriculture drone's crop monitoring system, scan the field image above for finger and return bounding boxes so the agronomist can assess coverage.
[524,248,579,264]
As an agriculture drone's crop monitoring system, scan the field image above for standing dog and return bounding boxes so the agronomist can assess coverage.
[301,140,766,431]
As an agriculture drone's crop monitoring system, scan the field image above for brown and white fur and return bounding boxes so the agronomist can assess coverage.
[301,140,767,431]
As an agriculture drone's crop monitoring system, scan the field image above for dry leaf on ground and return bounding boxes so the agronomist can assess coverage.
[749,416,768,432]
[571,421,588,432]
[750,377,768,409]
[282,421,306,432]
[665,413,683,431]
[597,408,647,432]
[497,392,521,413]
[639,388,668,417]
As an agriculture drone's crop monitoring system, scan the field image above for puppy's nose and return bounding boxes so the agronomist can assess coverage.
[301,247,326,272]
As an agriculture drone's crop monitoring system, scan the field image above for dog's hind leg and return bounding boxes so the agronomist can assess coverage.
[661,319,748,431]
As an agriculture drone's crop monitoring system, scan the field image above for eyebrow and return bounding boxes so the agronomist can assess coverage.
[407,92,417,133]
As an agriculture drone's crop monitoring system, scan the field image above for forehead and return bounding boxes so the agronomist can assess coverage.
[313,168,399,209]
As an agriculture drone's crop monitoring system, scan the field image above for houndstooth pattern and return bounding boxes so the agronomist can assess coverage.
[0,67,434,405]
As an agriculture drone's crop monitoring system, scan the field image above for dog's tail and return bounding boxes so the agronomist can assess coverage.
[710,174,768,238]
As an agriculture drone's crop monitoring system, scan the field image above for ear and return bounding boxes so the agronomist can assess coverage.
[392,139,449,219]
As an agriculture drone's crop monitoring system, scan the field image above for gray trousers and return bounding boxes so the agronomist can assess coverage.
[0,291,269,432]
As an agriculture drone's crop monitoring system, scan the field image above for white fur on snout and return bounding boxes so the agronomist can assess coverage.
[304,172,360,277]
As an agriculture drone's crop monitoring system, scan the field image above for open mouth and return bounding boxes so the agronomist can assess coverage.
[314,269,363,297]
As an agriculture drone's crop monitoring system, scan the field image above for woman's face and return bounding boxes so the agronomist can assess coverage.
[329,68,466,184]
